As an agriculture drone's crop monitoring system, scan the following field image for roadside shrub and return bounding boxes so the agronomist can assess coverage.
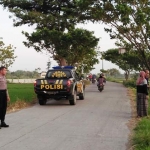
[83,79,90,86]
[106,77,123,83]
[132,118,150,150]
[123,79,136,88]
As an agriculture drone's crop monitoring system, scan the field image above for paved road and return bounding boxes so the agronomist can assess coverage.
[0,81,131,150]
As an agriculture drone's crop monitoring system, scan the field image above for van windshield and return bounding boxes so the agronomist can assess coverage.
[46,70,72,79]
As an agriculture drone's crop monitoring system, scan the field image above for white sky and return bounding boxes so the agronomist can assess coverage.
[0,6,123,74]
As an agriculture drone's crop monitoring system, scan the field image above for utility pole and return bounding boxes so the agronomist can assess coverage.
[101,52,104,70]
[102,58,104,70]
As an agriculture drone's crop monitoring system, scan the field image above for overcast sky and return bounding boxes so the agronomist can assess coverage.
[0,6,123,74]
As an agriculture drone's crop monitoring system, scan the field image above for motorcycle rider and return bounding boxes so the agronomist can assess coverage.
[97,73,104,86]
[92,74,97,83]
[101,73,106,85]
[88,74,92,82]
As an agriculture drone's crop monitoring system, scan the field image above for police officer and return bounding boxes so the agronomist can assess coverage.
[0,66,10,128]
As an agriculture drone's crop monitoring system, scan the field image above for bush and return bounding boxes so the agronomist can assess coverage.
[83,79,91,86]
[106,77,123,83]
[123,79,136,88]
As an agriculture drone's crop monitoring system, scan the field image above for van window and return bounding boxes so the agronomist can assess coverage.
[46,70,72,78]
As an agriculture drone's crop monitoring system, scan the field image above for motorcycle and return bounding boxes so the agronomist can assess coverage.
[98,83,104,92]
[92,78,96,84]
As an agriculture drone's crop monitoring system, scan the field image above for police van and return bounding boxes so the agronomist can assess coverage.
[34,66,85,105]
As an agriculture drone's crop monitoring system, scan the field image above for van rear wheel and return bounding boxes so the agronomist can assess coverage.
[39,99,47,105]
[79,90,85,100]
[69,90,77,105]
[37,95,47,105]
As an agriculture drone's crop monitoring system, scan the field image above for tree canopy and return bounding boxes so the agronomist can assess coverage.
[102,48,143,79]
[79,0,150,70]
[0,0,100,73]
[23,28,99,67]
[2,0,150,71]
[0,40,16,68]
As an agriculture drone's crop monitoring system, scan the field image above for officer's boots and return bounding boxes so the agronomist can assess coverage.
[1,121,9,127]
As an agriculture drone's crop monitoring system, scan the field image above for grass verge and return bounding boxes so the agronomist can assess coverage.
[132,118,150,150]
[107,78,150,150]
[123,83,150,150]
[7,83,37,113]
[125,88,150,150]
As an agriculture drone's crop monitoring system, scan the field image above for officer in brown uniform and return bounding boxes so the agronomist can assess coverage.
[0,66,10,129]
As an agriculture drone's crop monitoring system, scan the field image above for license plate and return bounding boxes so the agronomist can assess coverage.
[41,84,63,89]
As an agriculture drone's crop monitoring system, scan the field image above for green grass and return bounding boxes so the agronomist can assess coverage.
[7,83,36,104]
[106,77,124,83]
[132,118,150,150]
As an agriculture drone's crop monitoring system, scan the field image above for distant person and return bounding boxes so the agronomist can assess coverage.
[0,66,10,129]
[145,70,150,89]
[89,74,92,82]
[92,74,96,79]
[92,74,97,84]
[136,71,149,117]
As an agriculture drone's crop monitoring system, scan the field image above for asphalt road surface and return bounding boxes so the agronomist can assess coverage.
[0,81,131,150]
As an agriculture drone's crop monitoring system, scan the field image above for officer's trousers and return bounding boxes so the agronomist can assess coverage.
[0,90,7,122]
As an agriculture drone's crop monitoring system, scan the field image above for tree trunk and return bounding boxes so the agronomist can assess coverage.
[124,71,130,80]
[59,57,67,66]
[54,55,67,66]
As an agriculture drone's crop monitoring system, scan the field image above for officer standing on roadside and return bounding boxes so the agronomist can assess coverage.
[0,66,10,129]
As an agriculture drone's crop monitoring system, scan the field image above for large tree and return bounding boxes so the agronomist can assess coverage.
[102,48,142,79]
[76,0,150,70]
[2,1,150,70]
[0,0,100,70]
[107,68,121,77]
[0,41,16,68]
[24,28,99,67]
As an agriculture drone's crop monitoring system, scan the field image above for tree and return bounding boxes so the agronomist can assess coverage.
[107,68,120,77]
[0,41,16,68]
[2,1,150,70]
[0,0,99,68]
[74,0,150,70]
[46,59,51,70]
[24,28,99,68]
[35,67,41,73]
[102,48,142,80]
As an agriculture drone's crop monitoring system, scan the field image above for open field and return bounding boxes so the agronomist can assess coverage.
[7,83,36,104]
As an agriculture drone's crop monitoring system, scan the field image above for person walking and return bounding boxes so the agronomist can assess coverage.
[136,71,149,117]
[0,66,10,128]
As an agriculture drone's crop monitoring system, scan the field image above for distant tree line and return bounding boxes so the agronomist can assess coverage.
[6,69,41,79]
